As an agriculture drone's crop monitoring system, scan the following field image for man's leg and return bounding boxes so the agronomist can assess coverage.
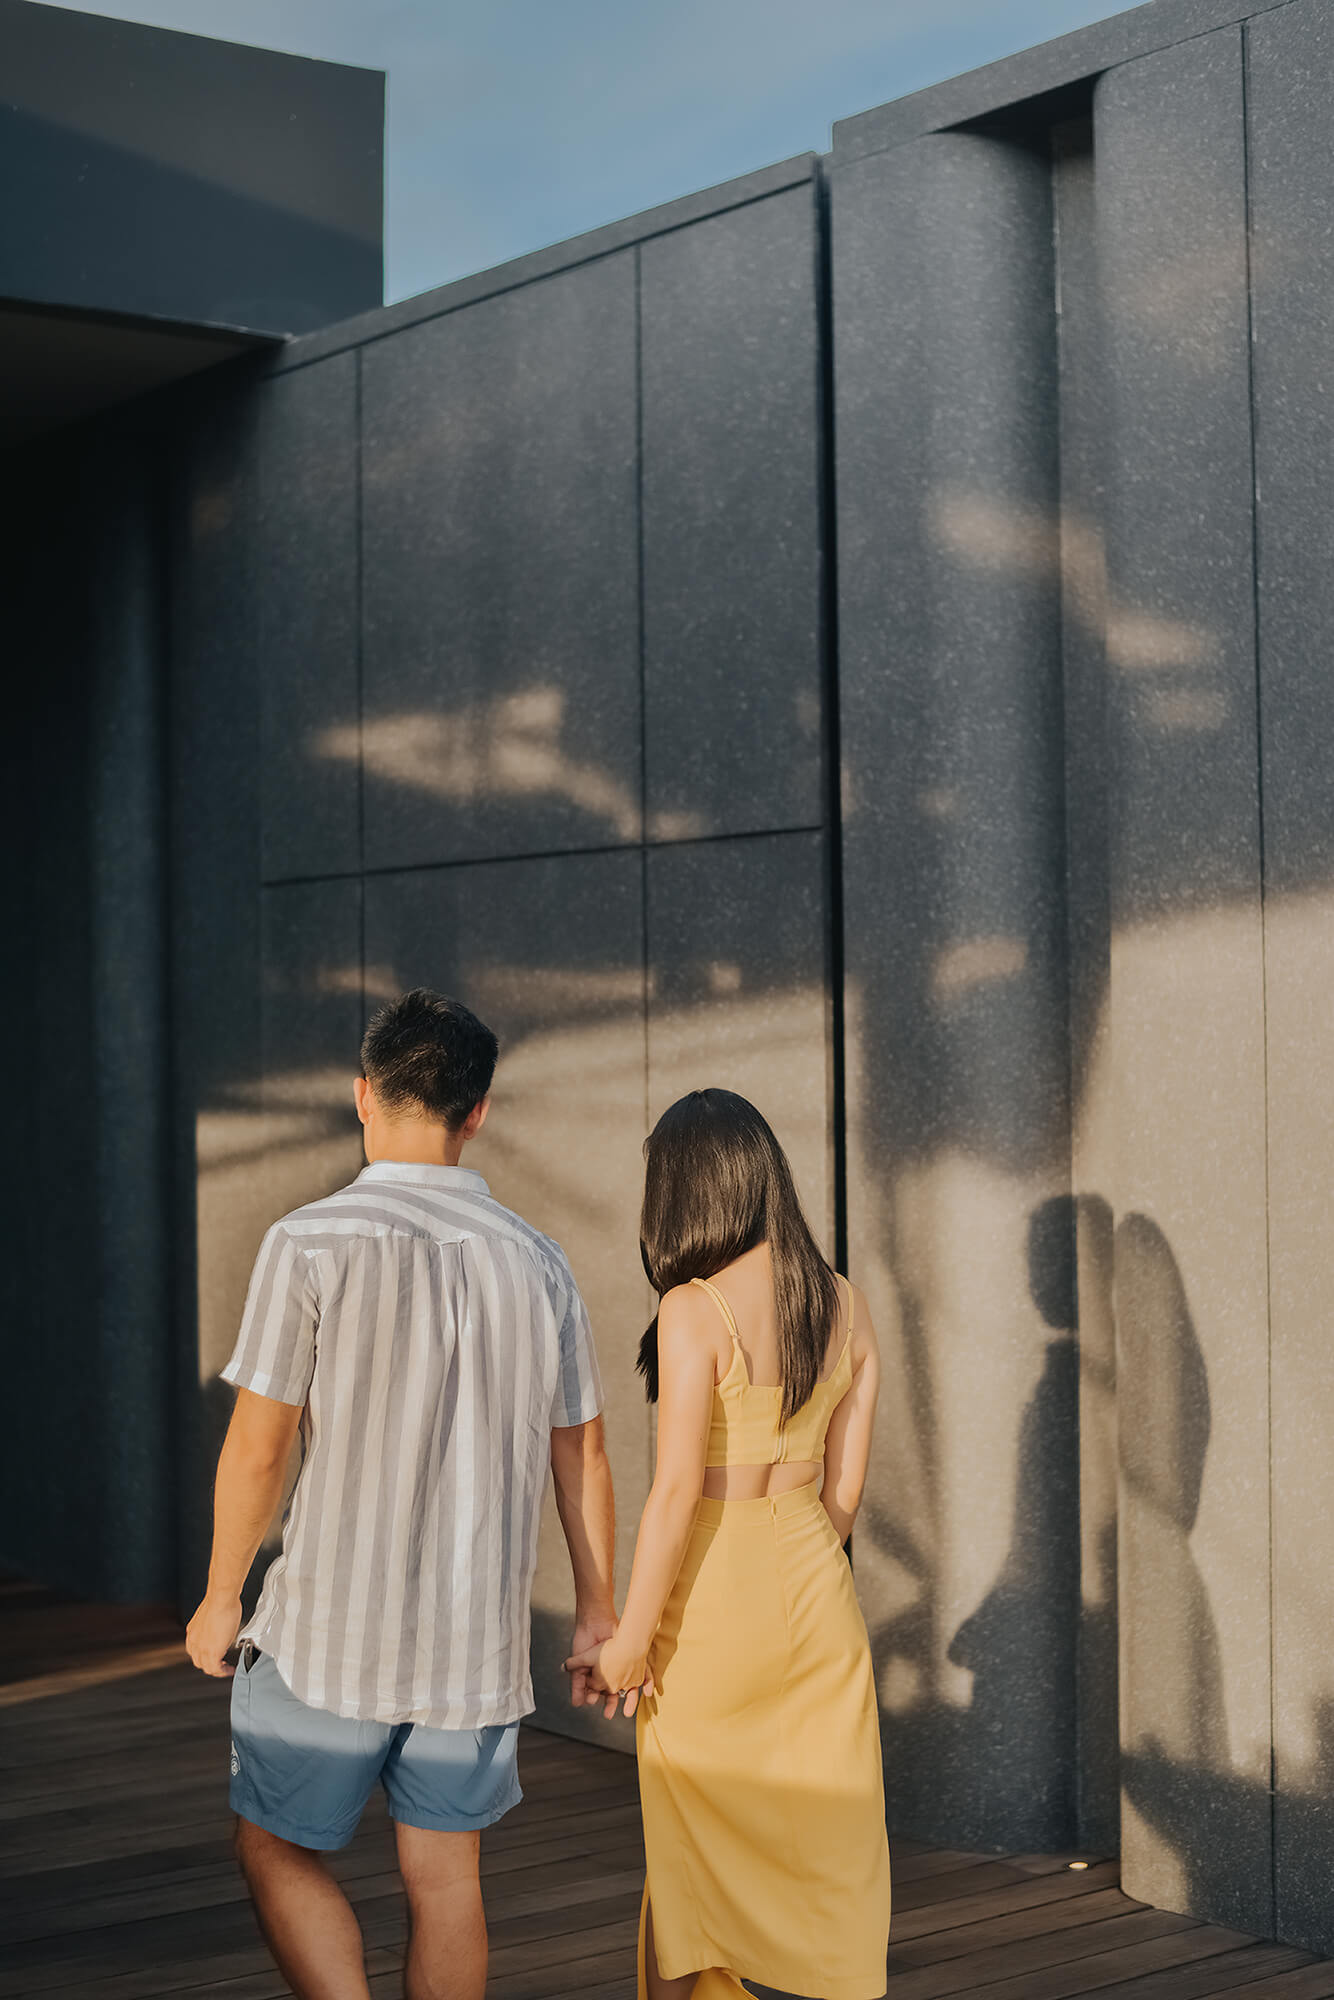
[394,1823,487,2000]
[235,1816,373,2000]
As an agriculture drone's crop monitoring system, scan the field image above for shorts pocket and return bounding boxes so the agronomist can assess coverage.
[230,1656,252,1718]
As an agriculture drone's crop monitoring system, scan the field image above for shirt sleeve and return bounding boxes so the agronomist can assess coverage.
[550,1271,604,1428]
[220,1223,319,1407]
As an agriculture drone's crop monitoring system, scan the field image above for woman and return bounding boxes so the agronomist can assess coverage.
[565,1089,891,1999]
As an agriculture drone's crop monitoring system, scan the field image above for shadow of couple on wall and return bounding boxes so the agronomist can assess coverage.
[863,1198,1233,1896]
[1107,1210,1268,1934]
[1109,1224,1334,1954]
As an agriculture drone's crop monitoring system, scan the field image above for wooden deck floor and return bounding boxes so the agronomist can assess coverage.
[1,1577,1330,2000]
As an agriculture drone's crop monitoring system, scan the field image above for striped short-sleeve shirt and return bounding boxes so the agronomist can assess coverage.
[220,1160,604,1729]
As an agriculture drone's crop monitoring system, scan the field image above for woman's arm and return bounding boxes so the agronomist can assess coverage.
[565,1284,716,1714]
[821,1285,880,1545]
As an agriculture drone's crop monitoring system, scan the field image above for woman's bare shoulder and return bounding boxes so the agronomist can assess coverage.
[658,1282,729,1378]
[658,1281,725,1343]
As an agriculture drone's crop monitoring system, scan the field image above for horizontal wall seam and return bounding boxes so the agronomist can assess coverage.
[259,822,828,889]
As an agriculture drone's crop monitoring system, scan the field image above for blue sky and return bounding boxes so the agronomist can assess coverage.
[46,0,1119,302]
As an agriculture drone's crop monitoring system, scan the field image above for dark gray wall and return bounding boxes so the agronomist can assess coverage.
[166,159,836,1750]
[0,0,382,332]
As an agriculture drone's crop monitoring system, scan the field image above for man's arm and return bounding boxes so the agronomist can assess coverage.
[561,1285,714,1718]
[185,1388,302,1677]
[549,1415,617,1706]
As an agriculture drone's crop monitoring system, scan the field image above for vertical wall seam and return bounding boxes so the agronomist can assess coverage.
[814,158,849,1279]
[1050,115,1098,1852]
[635,243,650,1143]
[152,419,181,1602]
[635,244,653,1496]
[354,348,367,1023]
[1239,16,1279,1939]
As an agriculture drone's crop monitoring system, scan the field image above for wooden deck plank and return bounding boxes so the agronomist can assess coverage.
[1208,1966,1334,1999]
[887,1887,1146,1967]
[2,1582,1330,1999]
[892,1846,1010,1884]
[883,1908,1200,1996]
[886,1926,1269,2000]
[888,1861,1125,1942]
[1086,1942,1317,1997]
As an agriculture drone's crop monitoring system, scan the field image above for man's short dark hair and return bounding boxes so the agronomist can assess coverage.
[360,989,498,1129]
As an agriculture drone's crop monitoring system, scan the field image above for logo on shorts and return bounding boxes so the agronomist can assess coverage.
[230,1742,240,1778]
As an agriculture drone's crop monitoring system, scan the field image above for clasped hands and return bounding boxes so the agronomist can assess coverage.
[563,1617,655,1720]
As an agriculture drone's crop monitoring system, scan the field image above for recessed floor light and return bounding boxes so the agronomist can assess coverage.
[1069,1860,1089,1871]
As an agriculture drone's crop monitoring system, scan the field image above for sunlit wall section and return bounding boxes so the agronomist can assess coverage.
[832,129,1077,1852]
[1094,31,1272,1936]
[1248,0,1334,1956]
[646,838,833,1259]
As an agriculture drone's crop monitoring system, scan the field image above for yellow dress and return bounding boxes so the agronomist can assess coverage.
[635,1277,891,1999]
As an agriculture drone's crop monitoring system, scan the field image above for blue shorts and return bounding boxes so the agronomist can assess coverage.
[229,1648,522,1850]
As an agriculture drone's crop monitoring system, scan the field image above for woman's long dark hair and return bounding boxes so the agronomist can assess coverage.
[636,1089,839,1426]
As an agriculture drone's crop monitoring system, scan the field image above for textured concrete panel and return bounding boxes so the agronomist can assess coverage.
[258,878,365,1220]
[169,383,266,1611]
[645,832,833,1253]
[89,438,174,1601]
[1095,29,1271,1935]
[257,354,360,883]
[1249,0,1334,1955]
[641,186,823,844]
[360,256,640,871]
[833,131,1075,1853]
[364,851,648,1750]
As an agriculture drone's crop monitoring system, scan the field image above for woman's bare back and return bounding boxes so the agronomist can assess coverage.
[697,1241,852,1501]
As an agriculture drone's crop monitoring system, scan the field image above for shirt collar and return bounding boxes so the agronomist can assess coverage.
[358,1160,491,1196]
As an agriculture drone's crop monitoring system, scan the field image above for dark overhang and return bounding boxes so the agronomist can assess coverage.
[0,295,275,448]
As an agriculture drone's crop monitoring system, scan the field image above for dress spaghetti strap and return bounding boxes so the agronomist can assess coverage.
[689,1275,743,1346]
[842,1273,854,1335]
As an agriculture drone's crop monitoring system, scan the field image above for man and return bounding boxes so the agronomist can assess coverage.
[186,988,635,2000]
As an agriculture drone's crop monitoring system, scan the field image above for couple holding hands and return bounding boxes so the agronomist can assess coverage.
[187,987,891,1999]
